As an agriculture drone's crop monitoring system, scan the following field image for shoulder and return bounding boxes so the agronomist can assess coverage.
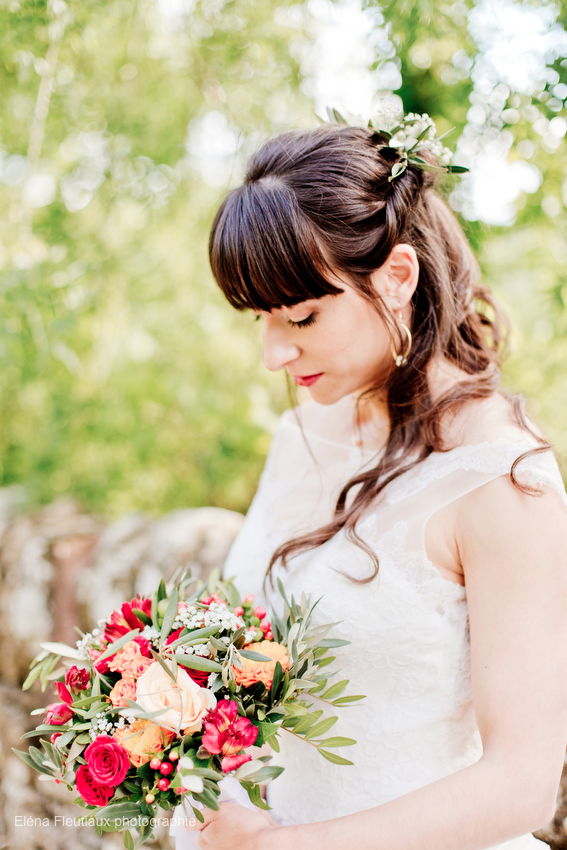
[439,391,545,449]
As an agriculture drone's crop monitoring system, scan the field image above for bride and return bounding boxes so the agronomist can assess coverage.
[188,113,567,849]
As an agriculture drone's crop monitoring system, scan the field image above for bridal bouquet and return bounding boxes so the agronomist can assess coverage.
[16,570,364,848]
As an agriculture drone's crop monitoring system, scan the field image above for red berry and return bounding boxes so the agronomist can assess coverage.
[234,606,244,617]
[260,620,271,632]
[168,749,179,761]
[264,630,273,640]
[254,606,267,619]
[159,761,174,775]
[145,793,155,804]
[174,786,188,795]
[149,757,162,770]
[157,778,170,791]
[243,594,254,604]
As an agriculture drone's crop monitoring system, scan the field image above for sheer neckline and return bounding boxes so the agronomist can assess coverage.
[281,414,541,459]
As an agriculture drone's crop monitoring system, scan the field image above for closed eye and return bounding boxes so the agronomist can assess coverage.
[286,314,316,328]
[253,313,317,328]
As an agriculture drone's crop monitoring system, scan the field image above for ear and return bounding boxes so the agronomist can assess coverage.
[369,243,419,312]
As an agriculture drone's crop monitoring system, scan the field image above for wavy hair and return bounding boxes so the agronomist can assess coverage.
[208,123,550,587]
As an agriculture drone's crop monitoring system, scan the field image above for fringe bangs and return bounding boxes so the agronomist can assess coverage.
[208,178,344,312]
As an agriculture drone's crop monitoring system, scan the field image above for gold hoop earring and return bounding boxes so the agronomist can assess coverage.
[390,312,412,367]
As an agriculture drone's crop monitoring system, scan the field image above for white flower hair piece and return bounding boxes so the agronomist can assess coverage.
[323,105,469,182]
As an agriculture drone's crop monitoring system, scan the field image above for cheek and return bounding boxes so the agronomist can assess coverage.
[332,310,388,363]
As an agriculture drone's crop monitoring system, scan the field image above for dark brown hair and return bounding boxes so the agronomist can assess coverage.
[208,122,550,587]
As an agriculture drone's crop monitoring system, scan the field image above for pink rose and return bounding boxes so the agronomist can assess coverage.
[108,678,137,708]
[65,666,90,691]
[107,640,153,680]
[45,702,73,725]
[84,735,130,786]
[75,764,115,806]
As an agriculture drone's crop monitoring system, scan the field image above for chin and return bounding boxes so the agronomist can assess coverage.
[306,382,351,406]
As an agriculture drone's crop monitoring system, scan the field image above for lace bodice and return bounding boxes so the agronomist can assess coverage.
[222,395,566,848]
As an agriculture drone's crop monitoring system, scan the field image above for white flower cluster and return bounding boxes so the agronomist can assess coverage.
[172,601,244,634]
[370,102,405,133]
[75,618,107,657]
[387,112,453,165]
[175,642,210,658]
[89,712,128,741]
[75,632,97,658]
[140,625,160,641]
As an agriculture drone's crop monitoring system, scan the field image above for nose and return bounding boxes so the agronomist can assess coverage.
[262,321,301,372]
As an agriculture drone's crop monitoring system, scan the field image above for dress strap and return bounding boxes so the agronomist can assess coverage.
[382,439,566,513]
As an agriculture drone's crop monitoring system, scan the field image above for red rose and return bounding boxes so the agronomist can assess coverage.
[133,636,152,657]
[45,702,73,725]
[75,764,115,806]
[165,628,183,646]
[88,647,110,674]
[183,667,210,687]
[84,735,130,786]
[65,666,90,691]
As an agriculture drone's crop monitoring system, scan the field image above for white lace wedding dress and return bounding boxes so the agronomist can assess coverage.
[219,393,566,849]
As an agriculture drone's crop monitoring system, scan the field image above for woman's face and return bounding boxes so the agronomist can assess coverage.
[255,283,395,405]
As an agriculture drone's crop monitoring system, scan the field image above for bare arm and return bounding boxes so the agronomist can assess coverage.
[262,476,567,850]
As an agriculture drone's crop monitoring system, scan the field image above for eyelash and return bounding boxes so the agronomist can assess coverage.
[254,313,316,328]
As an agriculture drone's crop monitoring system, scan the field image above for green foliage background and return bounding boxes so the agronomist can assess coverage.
[1,0,566,519]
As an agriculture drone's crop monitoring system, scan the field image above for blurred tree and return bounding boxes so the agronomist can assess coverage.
[372,0,567,459]
[1,0,565,520]
[0,0,313,515]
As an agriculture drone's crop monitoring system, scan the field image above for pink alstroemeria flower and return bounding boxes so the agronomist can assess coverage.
[201,699,258,773]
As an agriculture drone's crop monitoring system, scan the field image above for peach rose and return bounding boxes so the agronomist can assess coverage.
[135,662,217,733]
[107,641,153,680]
[113,719,175,767]
[232,640,290,688]
[109,678,137,708]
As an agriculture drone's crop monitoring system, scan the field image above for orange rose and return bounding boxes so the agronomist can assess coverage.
[108,678,137,708]
[232,640,290,689]
[113,719,175,767]
[107,641,153,680]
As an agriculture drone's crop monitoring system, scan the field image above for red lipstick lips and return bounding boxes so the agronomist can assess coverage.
[292,373,323,387]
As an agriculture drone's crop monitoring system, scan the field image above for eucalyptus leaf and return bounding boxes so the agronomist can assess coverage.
[317,749,354,766]
[170,654,222,672]
[237,648,272,662]
[331,694,366,705]
[160,587,179,643]
[315,736,356,748]
[39,642,84,660]
[304,716,337,739]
